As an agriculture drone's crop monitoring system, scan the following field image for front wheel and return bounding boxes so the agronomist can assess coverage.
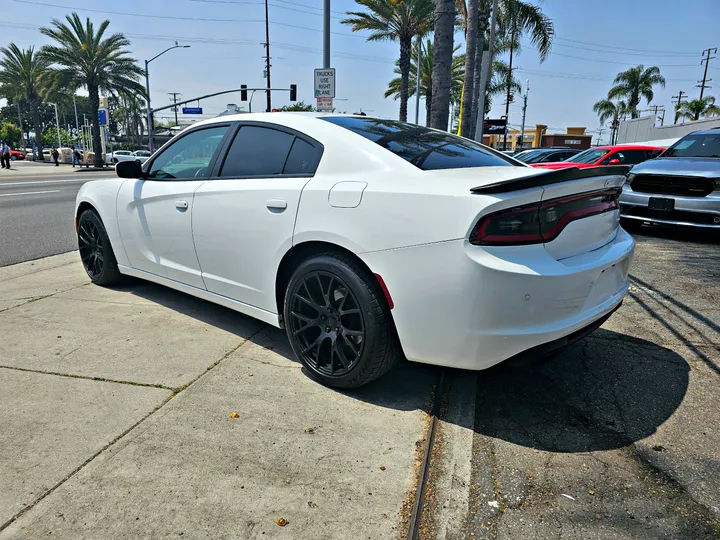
[283,253,400,389]
[10,155,17,161]
[77,210,123,286]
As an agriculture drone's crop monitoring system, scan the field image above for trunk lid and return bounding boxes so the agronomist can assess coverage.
[470,166,629,260]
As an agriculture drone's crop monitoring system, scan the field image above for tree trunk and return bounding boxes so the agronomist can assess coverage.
[425,87,432,127]
[470,0,491,138]
[460,0,479,137]
[398,36,412,122]
[88,83,103,167]
[32,108,45,160]
[430,0,455,130]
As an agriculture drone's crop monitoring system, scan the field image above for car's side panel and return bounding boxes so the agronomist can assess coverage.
[192,176,311,312]
[116,179,207,288]
[75,178,130,267]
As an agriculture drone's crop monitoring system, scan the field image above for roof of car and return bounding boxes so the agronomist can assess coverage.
[687,128,720,135]
[592,144,664,150]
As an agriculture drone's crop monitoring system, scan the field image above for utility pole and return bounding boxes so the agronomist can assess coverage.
[502,29,516,151]
[671,90,686,124]
[519,79,529,150]
[698,47,717,100]
[264,0,272,112]
[323,0,330,69]
[415,37,422,125]
[596,126,606,146]
[168,92,182,125]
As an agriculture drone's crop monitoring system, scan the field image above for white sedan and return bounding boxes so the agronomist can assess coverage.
[74,113,635,388]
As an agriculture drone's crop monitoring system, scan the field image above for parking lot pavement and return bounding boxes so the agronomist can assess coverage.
[461,227,720,539]
[0,254,436,539]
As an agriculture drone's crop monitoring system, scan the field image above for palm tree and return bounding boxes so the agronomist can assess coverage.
[385,41,465,126]
[593,98,628,145]
[342,0,434,122]
[459,0,479,137]
[113,90,146,147]
[0,44,50,159]
[430,0,456,129]
[607,65,665,119]
[39,13,145,167]
[676,96,720,122]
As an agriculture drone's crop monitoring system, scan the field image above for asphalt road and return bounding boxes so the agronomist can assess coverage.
[0,164,114,267]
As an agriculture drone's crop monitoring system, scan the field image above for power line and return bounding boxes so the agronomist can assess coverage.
[552,37,698,56]
[516,68,696,82]
[188,0,346,19]
[10,0,367,38]
[523,46,701,67]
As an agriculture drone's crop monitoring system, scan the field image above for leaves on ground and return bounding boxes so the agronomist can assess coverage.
[305,427,314,434]
[276,517,289,527]
[230,412,240,419]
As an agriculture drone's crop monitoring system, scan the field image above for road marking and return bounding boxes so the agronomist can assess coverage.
[0,190,61,197]
[0,179,88,186]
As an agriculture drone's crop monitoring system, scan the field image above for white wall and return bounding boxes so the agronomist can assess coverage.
[616,115,720,145]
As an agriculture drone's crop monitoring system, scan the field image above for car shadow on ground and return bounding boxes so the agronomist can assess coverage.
[121,278,438,412]
[472,328,690,452]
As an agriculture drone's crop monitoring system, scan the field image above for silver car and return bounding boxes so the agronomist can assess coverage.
[620,128,720,229]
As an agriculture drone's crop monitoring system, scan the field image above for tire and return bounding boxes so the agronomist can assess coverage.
[77,210,123,286]
[283,252,400,389]
[10,155,17,161]
[112,158,118,164]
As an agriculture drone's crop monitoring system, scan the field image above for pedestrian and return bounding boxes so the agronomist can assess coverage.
[0,141,11,169]
[72,147,83,168]
[51,146,60,167]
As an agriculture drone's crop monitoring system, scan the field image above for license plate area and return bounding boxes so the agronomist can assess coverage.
[648,197,675,211]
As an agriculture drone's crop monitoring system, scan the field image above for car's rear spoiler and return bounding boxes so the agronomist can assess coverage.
[470,165,631,194]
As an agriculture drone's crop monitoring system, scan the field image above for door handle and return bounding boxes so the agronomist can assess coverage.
[175,200,189,210]
[266,199,287,211]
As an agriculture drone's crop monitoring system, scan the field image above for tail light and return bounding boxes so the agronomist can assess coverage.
[470,188,621,246]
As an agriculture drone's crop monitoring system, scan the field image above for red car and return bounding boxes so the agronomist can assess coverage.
[530,145,664,170]
[9,149,26,161]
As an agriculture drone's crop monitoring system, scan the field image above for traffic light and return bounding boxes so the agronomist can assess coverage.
[240,84,247,101]
[289,84,297,102]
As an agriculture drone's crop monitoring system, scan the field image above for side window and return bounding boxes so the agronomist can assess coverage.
[220,126,294,177]
[147,126,229,180]
[618,150,648,165]
[601,152,618,165]
[283,138,320,175]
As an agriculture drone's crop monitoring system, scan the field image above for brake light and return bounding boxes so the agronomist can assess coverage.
[470,189,620,246]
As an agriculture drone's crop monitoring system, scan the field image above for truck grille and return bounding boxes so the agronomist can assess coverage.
[631,174,714,197]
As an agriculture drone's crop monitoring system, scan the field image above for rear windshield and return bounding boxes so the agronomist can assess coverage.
[663,133,720,158]
[514,150,544,163]
[565,148,610,164]
[321,117,513,170]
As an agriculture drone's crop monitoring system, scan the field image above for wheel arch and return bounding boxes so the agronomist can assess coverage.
[275,240,394,327]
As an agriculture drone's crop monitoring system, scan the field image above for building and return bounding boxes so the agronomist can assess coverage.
[482,125,592,151]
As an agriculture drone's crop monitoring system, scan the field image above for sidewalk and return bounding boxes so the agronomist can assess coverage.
[0,253,436,539]
[0,160,113,177]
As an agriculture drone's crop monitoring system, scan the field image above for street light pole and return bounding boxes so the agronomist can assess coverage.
[145,42,190,152]
[415,37,422,125]
[47,102,61,149]
[323,0,330,69]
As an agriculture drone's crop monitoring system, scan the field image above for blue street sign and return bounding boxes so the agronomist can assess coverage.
[182,107,203,114]
[98,109,107,125]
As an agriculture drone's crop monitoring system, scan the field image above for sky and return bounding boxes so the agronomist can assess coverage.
[1,0,719,144]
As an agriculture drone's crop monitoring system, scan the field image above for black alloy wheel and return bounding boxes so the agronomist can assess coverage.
[288,271,366,377]
[284,253,400,388]
[77,210,122,286]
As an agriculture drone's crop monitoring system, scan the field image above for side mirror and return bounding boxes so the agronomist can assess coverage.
[116,159,144,178]
[608,158,621,166]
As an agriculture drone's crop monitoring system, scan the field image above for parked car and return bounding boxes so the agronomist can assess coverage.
[106,150,134,165]
[133,150,151,163]
[75,113,634,388]
[514,147,581,164]
[9,149,26,161]
[620,129,720,229]
[531,145,664,170]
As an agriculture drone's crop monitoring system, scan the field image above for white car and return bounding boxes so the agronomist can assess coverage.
[74,113,635,388]
[106,150,133,164]
[133,150,151,163]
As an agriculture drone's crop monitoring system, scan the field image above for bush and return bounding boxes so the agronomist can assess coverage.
[0,123,22,148]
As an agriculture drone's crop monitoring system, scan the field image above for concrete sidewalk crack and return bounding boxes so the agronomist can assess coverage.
[0,331,261,534]
[0,365,174,391]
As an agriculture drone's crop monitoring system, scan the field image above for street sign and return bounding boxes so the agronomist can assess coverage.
[182,107,203,114]
[98,109,108,126]
[316,97,333,112]
[314,68,336,98]
[483,118,506,135]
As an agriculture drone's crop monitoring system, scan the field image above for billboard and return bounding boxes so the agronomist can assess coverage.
[483,118,507,135]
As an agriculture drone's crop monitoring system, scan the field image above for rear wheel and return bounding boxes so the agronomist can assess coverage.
[10,155,17,161]
[283,253,399,388]
[77,210,122,286]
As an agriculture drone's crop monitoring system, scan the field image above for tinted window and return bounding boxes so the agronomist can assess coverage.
[220,126,295,177]
[566,148,610,164]
[321,117,512,170]
[148,126,228,180]
[617,150,650,165]
[283,138,319,175]
[663,133,720,158]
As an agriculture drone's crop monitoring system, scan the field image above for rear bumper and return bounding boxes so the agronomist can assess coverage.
[360,228,634,371]
[620,185,720,228]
